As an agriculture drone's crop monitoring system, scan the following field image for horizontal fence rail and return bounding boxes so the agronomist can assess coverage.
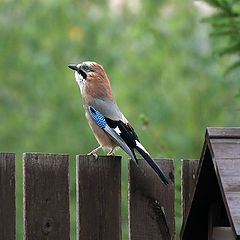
[0,152,179,239]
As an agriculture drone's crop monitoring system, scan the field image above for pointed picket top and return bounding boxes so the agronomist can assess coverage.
[181,128,240,240]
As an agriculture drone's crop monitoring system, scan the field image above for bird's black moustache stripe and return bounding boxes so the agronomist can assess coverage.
[78,69,87,79]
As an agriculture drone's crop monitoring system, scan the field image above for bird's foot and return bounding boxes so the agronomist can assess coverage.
[88,145,102,159]
[107,152,115,156]
[107,148,115,156]
[88,152,98,159]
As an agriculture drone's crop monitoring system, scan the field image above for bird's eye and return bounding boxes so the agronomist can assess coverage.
[82,65,91,72]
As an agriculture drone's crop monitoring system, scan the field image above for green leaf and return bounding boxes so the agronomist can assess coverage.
[218,42,240,56]
[225,60,240,74]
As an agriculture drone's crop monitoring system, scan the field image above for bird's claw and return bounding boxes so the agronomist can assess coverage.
[88,152,98,159]
[87,146,102,159]
[107,152,115,156]
[107,148,115,156]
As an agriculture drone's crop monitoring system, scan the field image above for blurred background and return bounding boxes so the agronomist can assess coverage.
[1,0,240,239]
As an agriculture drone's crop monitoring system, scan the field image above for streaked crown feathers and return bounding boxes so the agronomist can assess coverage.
[71,61,113,99]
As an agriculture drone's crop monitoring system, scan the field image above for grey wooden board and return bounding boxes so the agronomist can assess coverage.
[23,153,70,240]
[76,155,121,240]
[181,160,199,225]
[209,138,240,159]
[0,152,15,240]
[216,158,240,237]
[129,159,175,240]
[207,127,240,138]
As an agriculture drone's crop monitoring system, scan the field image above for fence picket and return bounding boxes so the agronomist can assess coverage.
[23,153,70,240]
[128,159,175,240]
[76,155,121,240]
[0,152,15,240]
[181,160,199,224]
[0,152,203,239]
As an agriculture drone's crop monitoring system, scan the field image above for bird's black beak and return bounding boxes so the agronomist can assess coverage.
[68,64,78,71]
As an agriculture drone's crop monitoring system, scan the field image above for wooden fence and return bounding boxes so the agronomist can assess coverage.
[0,152,198,240]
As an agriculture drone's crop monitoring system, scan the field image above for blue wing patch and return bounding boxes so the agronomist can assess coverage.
[88,106,107,129]
[88,106,137,162]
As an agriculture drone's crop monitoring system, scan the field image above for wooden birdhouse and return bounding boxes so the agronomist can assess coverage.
[181,128,240,240]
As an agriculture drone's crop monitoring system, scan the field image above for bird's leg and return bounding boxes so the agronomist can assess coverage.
[107,147,115,156]
[88,145,102,158]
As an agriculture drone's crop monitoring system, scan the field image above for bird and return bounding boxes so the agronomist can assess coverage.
[68,61,169,185]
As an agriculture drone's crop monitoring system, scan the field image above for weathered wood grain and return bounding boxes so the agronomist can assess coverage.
[207,127,240,138]
[210,138,240,159]
[181,160,199,225]
[0,152,15,240]
[216,158,240,236]
[129,159,175,240]
[23,153,70,240]
[76,155,121,240]
[180,146,221,240]
[212,227,235,240]
[181,128,240,239]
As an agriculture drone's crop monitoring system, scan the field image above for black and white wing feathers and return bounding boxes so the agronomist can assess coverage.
[88,106,136,161]
[88,106,169,185]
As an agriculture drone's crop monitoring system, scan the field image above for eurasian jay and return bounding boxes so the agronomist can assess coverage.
[68,61,169,185]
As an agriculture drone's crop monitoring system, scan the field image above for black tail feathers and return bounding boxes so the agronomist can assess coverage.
[135,145,169,185]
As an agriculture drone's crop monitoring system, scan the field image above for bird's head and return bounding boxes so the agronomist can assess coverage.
[68,61,113,98]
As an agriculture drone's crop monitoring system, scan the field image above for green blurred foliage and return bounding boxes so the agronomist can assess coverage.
[0,0,240,239]
[203,0,240,73]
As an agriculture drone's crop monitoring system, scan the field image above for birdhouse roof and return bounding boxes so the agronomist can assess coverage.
[181,128,240,239]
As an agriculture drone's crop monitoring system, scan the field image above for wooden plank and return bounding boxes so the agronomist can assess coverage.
[76,155,121,240]
[216,158,240,236]
[207,127,240,138]
[0,153,15,240]
[129,159,175,240]
[210,138,240,159]
[23,153,70,240]
[181,160,199,225]
[212,227,235,240]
